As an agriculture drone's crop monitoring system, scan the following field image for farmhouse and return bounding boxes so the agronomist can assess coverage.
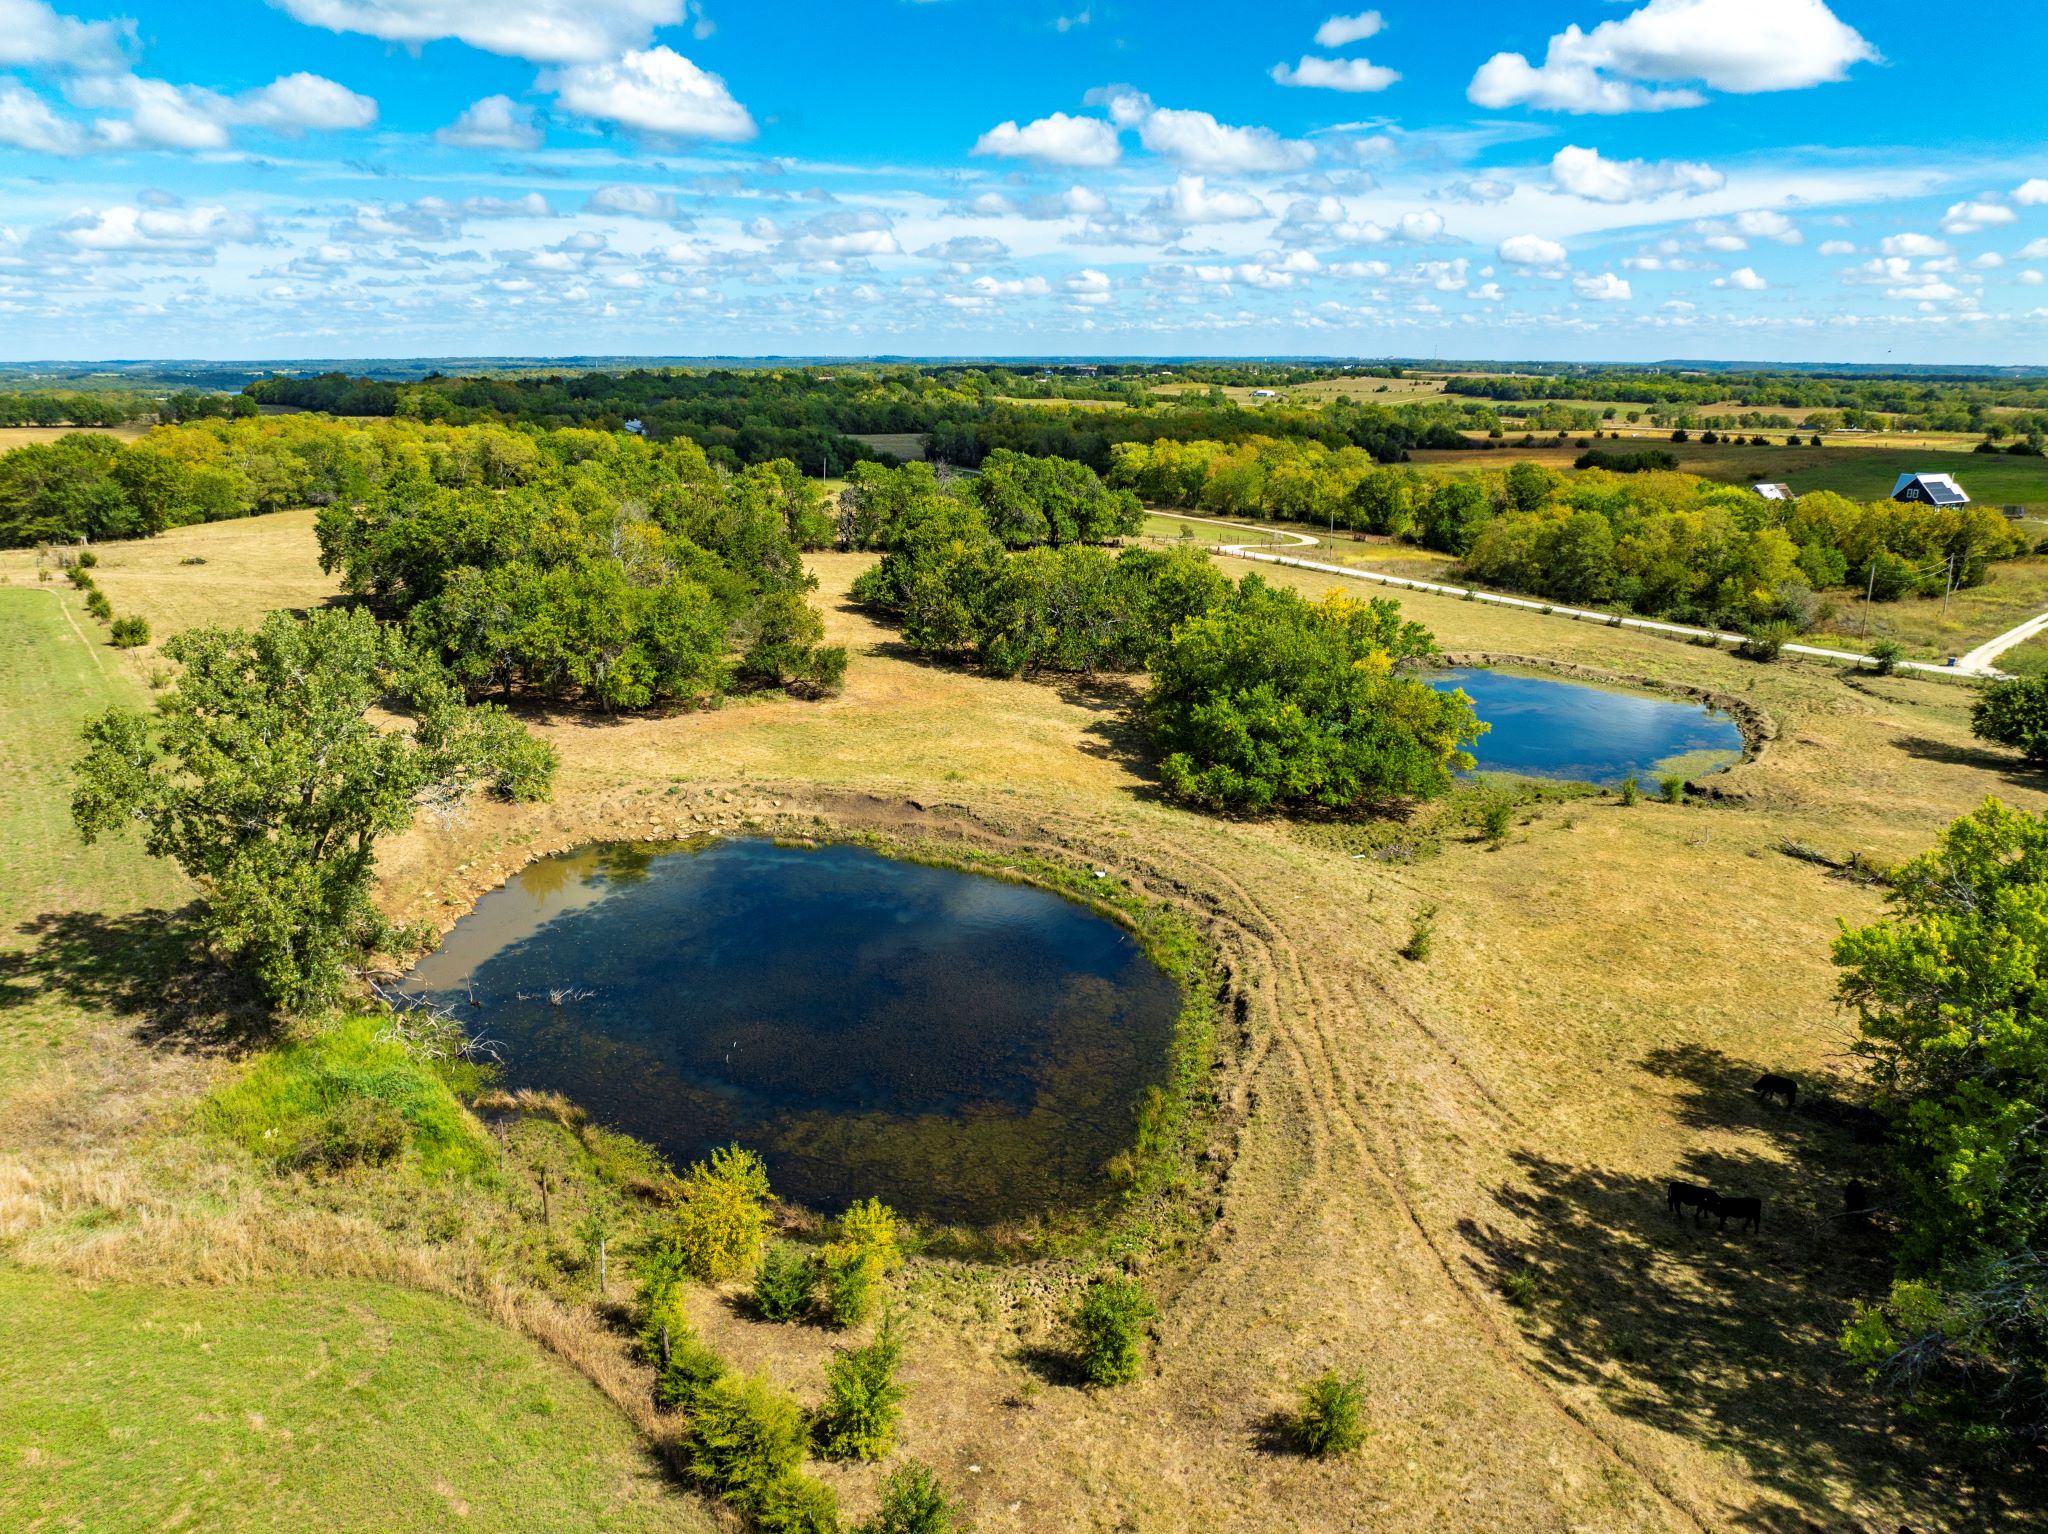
[1890,471,1969,507]
[1752,482,1796,502]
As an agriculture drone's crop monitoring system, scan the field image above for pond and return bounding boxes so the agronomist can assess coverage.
[405,839,1181,1225]
[1431,667,1745,786]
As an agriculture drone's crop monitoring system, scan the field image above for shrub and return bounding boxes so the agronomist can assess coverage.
[833,1197,903,1271]
[1972,676,2048,765]
[85,590,113,622]
[666,1143,772,1282]
[1659,775,1686,805]
[1736,620,1792,662]
[1073,1274,1156,1386]
[815,1312,907,1461]
[76,549,98,568]
[1618,772,1639,807]
[822,1246,880,1329]
[1399,905,1436,962]
[109,615,150,648]
[1500,1271,1540,1308]
[1869,638,1905,676]
[1291,1370,1367,1457]
[861,1462,967,1534]
[655,1328,729,1412]
[759,1473,842,1534]
[294,1094,408,1170]
[752,1240,819,1322]
[66,565,95,590]
[686,1372,810,1515]
[1478,794,1512,846]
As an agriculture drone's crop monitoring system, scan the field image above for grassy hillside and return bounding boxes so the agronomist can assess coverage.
[0,1272,682,1534]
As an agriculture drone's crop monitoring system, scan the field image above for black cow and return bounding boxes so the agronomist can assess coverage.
[1708,1193,1762,1234]
[1844,1180,1871,1225]
[1668,1181,1715,1223]
[1753,1072,1798,1108]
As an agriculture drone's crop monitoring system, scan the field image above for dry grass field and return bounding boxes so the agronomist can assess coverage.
[3,509,2045,1531]
[0,423,148,453]
[846,431,929,461]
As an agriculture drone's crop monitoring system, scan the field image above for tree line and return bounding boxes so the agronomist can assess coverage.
[844,460,1482,812]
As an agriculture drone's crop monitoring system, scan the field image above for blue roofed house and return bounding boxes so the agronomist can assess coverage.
[1890,471,1969,507]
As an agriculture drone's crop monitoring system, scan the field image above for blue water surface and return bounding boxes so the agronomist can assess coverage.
[407,839,1179,1224]
[1432,667,1744,786]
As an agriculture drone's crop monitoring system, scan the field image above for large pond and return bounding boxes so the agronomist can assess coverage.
[406,839,1181,1225]
[1431,667,1745,786]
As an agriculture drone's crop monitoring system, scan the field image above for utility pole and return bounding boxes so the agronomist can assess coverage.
[1940,553,1956,620]
[1861,561,1877,644]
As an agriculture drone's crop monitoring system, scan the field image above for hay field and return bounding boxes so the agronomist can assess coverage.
[2,510,2043,1532]
[0,424,148,453]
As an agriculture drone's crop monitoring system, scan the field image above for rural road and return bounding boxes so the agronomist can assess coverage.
[1146,511,2004,682]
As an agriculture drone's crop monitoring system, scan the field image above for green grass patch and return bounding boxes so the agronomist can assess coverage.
[0,1269,700,1534]
[203,1013,494,1178]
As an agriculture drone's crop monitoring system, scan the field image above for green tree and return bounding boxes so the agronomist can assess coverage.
[860,1462,968,1534]
[1072,1275,1157,1387]
[1146,580,1482,812]
[686,1372,810,1515]
[1973,676,2048,765]
[71,608,554,1011]
[815,1311,907,1461]
[665,1143,773,1282]
[1291,1370,1368,1457]
[752,1240,819,1322]
[1834,799,2048,1446]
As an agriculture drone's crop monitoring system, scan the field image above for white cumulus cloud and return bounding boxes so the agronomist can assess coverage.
[1148,175,1268,223]
[1314,11,1385,47]
[1574,271,1632,301]
[1715,265,1768,289]
[58,203,264,252]
[0,0,132,71]
[543,46,755,141]
[2016,179,2048,207]
[265,0,685,64]
[1271,56,1399,92]
[1880,232,1947,259]
[971,111,1120,168]
[1469,0,1875,115]
[438,95,542,150]
[1548,144,1723,202]
[1498,233,1566,266]
[1941,200,2017,235]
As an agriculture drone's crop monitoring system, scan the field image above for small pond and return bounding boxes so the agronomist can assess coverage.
[406,839,1181,1225]
[1431,667,1745,786]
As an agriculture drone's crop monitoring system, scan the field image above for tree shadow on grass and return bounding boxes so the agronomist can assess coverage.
[1010,1341,1089,1390]
[1457,1072,2026,1528]
[0,905,273,1055]
[1891,733,2048,786]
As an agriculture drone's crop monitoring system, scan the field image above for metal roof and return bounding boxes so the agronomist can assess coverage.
[1891,472,1969,505]
[1752,482,1795,501]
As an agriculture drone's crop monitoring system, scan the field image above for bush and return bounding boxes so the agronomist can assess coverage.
[1736,620,1792,662]
[1868,638,1905,675]
[66,565,95,590]
[861,1462,967,1534]
[1073,1275,1156,1386]
[1659,775,1686,805]
[1399,905,1436,961]
[752,1240,819,1322]
[294,1094,408,1171]
[686,1373,810,1515]
[760,1473,842,1534]
[1478,794,1512,845]
[1291,1370,1367,1457]
[666,1143,772,1282]
[85,590,113,622]
[1618,772,1639,807]
[815,1312,907,1461]
[109,615,150,648]
[1973,676,2048,764]
[654,1328,730,1412]
[822,1246,880,1329]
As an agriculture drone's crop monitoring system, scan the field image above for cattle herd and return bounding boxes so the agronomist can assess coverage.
[1663,1072,1884,1238]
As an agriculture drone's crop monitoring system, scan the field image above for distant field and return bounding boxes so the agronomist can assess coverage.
[1412,439,2048,506]
[0,424,148,453]
[991,395,1127,411]
[846,430,927,461]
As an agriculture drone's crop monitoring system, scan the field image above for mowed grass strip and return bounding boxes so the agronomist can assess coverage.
[0,1270,695,1534]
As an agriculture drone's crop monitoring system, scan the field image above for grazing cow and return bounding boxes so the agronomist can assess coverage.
[1668,1181,1715,1223]
[1709,1193,1763,1234]
[1753,1072,1798,1108]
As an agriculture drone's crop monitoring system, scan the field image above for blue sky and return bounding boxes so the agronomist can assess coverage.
[3,0,2048,363]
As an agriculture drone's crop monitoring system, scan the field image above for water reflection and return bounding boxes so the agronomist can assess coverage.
[1433,667,1744,786]
[408,839,1180,1224]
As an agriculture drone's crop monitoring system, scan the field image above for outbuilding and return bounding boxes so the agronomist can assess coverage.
[1752,482,1795,502]
[1890,471,1969,507]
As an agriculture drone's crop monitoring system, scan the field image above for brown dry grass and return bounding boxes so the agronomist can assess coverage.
[5,509,2045,1532]
[0,423,147,453]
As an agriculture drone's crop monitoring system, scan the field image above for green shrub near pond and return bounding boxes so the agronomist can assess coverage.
[1073,1274,1157,1386]
[1290,1369,1368,1457]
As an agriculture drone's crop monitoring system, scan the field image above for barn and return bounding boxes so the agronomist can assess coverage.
[1890,471,1969,507]
[1752,482,1795,502]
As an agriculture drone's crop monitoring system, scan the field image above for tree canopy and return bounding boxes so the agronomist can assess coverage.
[72,608,555,1012]
[1835,798,2048,1447]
